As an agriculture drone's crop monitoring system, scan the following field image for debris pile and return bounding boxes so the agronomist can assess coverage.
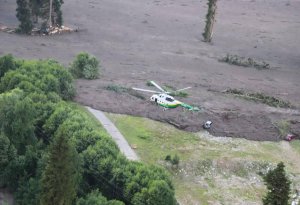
[0,25,15,33]
[45,26,76,35]
[0,24,77,36]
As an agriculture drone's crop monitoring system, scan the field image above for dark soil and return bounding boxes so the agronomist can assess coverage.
[1,0,300,141]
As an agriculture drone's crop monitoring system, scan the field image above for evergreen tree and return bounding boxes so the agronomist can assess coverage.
[39,0,64,27]
[263,162,291,205]
[203,0,217,42]
[40,130,81,205]
[16,0,33,34]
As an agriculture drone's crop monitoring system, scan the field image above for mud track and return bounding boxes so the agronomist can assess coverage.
[1,0,300,141]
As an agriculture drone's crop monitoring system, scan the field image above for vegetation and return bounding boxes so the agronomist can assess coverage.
[105,84,128,93]
[70,52,100,79]
[16,0,33,34]
[276,120,291,138]
[0,55,177,205]
[16,0,64,33]
[105,84,146,100]
[220,54,270,69]
[40,130,81,205]
[106,113,300,204]
[203,0,217,42]
[263,162,291,205]
[225,89,292,108]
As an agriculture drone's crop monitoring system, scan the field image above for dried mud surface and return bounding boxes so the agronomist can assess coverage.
[1,0,300,141]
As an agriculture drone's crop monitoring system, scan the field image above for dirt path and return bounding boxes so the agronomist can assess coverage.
[86,106,139,161]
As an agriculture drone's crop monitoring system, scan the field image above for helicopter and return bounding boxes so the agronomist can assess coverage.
[132,81,199,111]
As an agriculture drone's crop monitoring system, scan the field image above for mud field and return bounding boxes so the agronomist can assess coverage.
[1,0,300,141]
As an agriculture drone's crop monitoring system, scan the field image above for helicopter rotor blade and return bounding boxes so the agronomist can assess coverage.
[132,88,160,93]
[175,87,192,92]
[150,81,166,93]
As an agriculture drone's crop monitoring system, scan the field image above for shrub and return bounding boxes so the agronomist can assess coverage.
[0,54,19,78]
[70,53,100,79]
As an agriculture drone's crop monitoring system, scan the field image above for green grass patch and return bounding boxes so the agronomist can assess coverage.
[105,84,129,93]
[105,84,145,100]
[105,113,300,204]
[290,140,300,155]
[225,89,292,108]
[220,54,270,70]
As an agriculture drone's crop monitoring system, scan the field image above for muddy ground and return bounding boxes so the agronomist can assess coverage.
[1,0,300,141]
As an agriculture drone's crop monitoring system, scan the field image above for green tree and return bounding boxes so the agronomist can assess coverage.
[0,132,17,186]
[132,180,176,205]
[0,54,19,78]
[40,129,81,205]
[70,53,100,79]
[76,189,124,205]
[0,89,36,153]
[16,0,33,34]
[203,0,217,42]
[263,162,291,205]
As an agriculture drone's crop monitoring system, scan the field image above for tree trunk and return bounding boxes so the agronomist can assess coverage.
[203,0,217,42]
[49,0,53,27]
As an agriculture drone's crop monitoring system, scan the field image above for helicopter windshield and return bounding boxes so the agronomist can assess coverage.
[166,97,174,102]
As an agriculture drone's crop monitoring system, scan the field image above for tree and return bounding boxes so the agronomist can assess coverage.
[203,0,217,42]
[0,54,19,78]
[40,130,81,205]
[70,53,100,79]
[0,89,36,153]
[76,189,124,205]
[40,0,64,27]
[263,162,291,205]
[16,0,33,34]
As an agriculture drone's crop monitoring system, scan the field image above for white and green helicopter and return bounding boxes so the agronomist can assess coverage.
[132,81,199,111]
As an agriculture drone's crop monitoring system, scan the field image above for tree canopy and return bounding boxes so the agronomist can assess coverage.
[0,54,177,205]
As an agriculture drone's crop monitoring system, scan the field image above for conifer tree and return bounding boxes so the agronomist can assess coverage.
[203,0,217,42]
[263,162,291,205]
[40,130,81,205]
[16,0,33,34]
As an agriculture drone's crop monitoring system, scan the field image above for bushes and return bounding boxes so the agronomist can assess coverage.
[70,53,100,79]
[0,59,75,100]
[0,55,177,205]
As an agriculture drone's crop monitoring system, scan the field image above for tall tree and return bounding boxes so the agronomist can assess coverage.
[16,0,33,34]
[40,130,81,205]
[263,162,291,205]
[203,0,217,42]
[40,0,64,27]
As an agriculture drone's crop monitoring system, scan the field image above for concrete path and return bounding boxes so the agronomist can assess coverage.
[86,107,139,161]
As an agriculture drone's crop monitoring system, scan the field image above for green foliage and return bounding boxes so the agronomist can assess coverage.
[132,180,176,205]
[0,55,176,205]
[220,54,270,69]
[0,89,36,152]
[0,132,17,187]
[146,81,154,87]
[165,154,180,166]
[0,58,75,100]
[171,154,180,166]
[15,177,40,205]
[0,54,20,78]
[70,53,100,79]
[76,189,124,205]
[263,162,291,205]
[225,89,292,108]
[16,0,33,34]
[40,129,82,205]
[276,120,291,138]
[105,84,129,93]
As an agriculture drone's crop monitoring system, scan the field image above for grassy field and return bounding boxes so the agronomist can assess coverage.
[106,113,300,205]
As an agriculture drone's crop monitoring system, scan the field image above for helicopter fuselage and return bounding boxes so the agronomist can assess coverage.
[150,93,182,109]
